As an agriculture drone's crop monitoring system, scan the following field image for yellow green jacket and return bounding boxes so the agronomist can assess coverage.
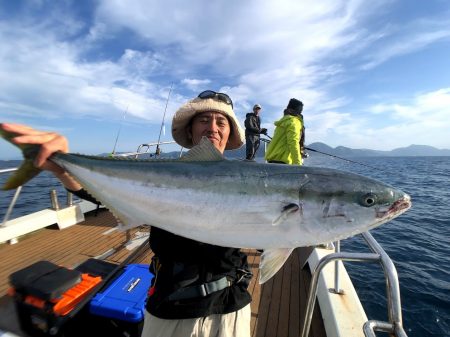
[265,114,303,165]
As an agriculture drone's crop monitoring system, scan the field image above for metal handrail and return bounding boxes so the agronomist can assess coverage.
[361,232,407,337]
[1,167,72,226]
[0,168,18,174]
[301,231,408,337]
[0,167,20,227]
[110,141,177,158]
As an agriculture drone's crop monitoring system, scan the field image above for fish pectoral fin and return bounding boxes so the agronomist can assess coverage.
[272,203,300,226]
[259,248,294,284]
[180,137,224,162]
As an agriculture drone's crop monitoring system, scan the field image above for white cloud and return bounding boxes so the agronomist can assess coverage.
[93,0,376,103]
[0,17,176,123]
[369,88,450,122]
[6,0,370,126]
[360,18,450,70]
[181,78,212,91]
[1,0,450,154]
[308,88,450,150]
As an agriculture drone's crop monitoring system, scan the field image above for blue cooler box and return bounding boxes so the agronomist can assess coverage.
[89,264,153,323]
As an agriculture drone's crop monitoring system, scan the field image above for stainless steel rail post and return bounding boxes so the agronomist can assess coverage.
[301,231,409,337]
[300,252,380,337]
[67,191,73,206]
[0,168,20,227]
[1,186,22,227]
[330,240,344,294]
[363,320,408,337]
[361,232,407,337]
[50,189,59,210]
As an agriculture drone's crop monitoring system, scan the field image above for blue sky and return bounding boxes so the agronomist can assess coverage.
[1,0,450,159]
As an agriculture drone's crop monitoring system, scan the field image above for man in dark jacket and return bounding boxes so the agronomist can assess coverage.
[244,104,267,160]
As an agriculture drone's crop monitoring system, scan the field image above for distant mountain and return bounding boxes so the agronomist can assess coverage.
[307,142,450,157]
[100,142,450,159]
[389,144,450,156]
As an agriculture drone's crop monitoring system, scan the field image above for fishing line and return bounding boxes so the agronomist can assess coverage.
[261,135,389,172]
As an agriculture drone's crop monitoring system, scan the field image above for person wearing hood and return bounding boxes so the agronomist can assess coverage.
[244,104,267,160]
[265,98,304,165]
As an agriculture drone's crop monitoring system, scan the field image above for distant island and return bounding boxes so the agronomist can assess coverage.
[225,142,450,158]
[304,143,450,157]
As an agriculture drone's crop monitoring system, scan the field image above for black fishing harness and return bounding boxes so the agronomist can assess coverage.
[149,255,252,302]
[167,276,231,301]
[147,227,253,319]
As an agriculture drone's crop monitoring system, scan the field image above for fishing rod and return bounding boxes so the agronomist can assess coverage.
[155,83,174,157]
[111,106,129,155]
[262,134,385,172]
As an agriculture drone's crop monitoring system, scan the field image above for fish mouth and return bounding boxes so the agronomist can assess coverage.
[375,194,411,220]
[387,194,411,217]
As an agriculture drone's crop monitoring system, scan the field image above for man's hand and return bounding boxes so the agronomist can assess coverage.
[1,123,68,173]
[260,128,268,135]
[0,123,82,191]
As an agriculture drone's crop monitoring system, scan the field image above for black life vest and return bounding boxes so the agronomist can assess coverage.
[146,227,252,319]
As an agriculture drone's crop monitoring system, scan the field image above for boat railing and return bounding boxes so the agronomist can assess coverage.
[0,167,21,227]
[111,140,178,159]
[301,231,408,337]
[0,168,102,246]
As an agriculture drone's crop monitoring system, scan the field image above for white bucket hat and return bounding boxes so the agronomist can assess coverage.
[172,96,245,150]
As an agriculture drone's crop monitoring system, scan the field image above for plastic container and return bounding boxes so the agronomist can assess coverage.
[89,264,153,323]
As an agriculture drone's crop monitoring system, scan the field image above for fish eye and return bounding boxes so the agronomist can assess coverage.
[360,193,377,207]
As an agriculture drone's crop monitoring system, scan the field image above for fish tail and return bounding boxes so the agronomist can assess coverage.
[0,127,42,190]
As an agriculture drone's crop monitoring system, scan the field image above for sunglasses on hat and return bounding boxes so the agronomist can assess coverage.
[198,90,233,108]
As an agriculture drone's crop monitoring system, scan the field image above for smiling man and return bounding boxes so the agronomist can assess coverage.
[146,90,252,337]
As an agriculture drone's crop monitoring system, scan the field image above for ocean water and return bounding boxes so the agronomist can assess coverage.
[304,154,450,337]
[1,156,449,337]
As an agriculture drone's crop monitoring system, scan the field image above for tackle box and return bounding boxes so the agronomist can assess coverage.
[8,259,117,336]
[89,264,153,322]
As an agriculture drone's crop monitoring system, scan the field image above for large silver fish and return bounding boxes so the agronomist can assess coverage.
[1,130,411,283]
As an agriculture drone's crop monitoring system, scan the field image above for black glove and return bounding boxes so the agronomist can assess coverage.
[260,128,267,135]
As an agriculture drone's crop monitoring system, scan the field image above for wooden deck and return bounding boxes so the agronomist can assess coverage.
[0,209,326,337]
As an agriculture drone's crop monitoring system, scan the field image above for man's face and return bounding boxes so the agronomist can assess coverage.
[254,108,261,115]
[190,111,231,154]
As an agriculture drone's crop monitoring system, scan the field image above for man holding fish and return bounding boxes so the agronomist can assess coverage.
[1,90,254,337]
[1,89,411,337]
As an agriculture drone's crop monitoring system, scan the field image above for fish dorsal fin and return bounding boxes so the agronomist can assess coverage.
[181,137,224,162]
